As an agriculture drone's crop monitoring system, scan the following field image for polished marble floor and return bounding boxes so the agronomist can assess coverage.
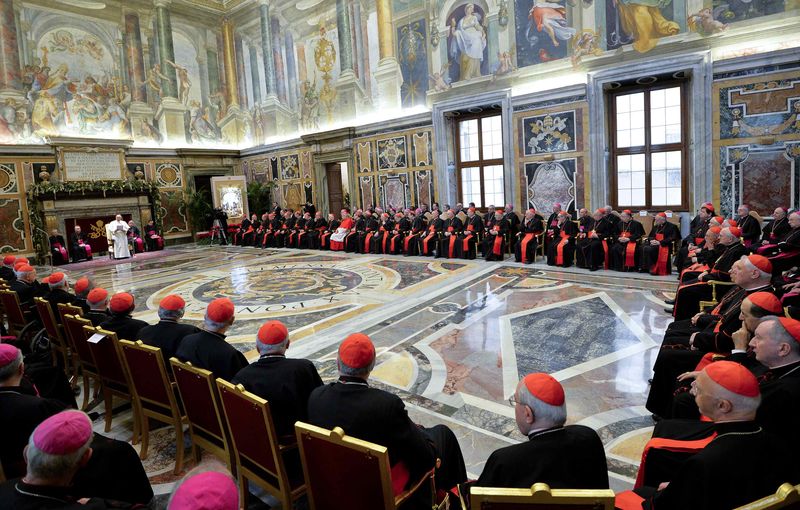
[55,245,678,503]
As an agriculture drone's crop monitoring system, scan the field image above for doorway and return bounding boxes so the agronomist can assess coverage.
[325,162,347,215]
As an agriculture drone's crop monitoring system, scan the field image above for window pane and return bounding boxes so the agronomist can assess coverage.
[461,167,481,207]
[667,188,681,204]
[631,129,645,147]
[481,115,503,160]
[652,188,666,206]
[651,150,682,206]
[652,170,666,188]
[615,92,645,149]
[665,86,681,106]
[631,188,646,205]
[459,119,479,162]
[618,189,631,206]
[483,164,504,206]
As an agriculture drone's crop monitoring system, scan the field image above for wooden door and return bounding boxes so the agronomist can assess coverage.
[326,163,344,215]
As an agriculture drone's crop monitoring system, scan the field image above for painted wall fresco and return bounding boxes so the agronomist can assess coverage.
[515,0,577,65]
[445,3,489,83]
[398,19,429,107]
[714,70,800,216]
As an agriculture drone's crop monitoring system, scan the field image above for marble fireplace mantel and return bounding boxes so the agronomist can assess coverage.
[40,195,153,240]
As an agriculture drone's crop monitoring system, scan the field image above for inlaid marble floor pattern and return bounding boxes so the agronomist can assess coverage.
[58,245,676,502]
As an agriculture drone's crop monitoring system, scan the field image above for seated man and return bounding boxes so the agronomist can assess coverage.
[319,213,339,250]
[43,272,80,323]
[0,349,152,506]
[610,210,645,271]
[49,229,69,266]
[640,213,680,276]
[72,276,93,314]
[514,209,544,264]
[307,333,467,496]
[10,264,47,313]
[231,320,322,439]
[0,254,16,282]
[127,220,144,253]
[461,373,608,501]
[143,220,164,251]
[622,362,798,510]
[418,210,442,257]
[85,288,111,326]
[167,466,238,510]
[580,209,616,271]
[673,204,712,271]
[0,410,151,509]
[175,297,248,381]
[482,210,509,262]
[437,210,462,259]
[138,294,199,373]
[98,292,149,342]
[546,212,578,267]
[459,208,484,260]
[69,225,92,262]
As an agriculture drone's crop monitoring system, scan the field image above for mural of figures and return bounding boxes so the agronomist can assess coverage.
[713,0,785,23]
[446,3,489,83]
[515,0,577,66]
[398,20,429,107]
[605,0,680,52]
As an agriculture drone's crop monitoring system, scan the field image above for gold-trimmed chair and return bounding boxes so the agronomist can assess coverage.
[217,380,306,508]
[170,358,234,471]
[734,483,800,509]
[57,302,83,324]
[63,314,100,410]
[698,280,738,311]
[119,340,187,474]
[295,421,441,510]
[33,297,70,374]
[470,483,615,509]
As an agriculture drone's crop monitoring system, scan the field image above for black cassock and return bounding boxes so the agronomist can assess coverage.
[403,216,427,256]
[232,355,323,438]
[319,219,339,250]
[640,221,680,275]
[70,232,92,262]
[345,217,366,253]
[483,218,509,261]
[674,218,710,270]
[359,217,380,254]
[372,219,395,254]
[138,320,200,374]
[288,218,306,248]
[514,216,544,264]
[233,218,251,245]
[610,220,645,271]
[468,425,608,496]
[637,421,799,510]
[98,314,149,343]
[49,235,69,265]
[575,218,596,268]
[388,217,411,255]
[546,221,578,267]
[175,330,249,382]
[458,214,484,259]
[437,217,463,259]
[418,218,443,256]
[580,217,616,271]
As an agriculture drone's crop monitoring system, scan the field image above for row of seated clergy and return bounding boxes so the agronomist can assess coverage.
[0,346,154,508]
[616,360,800,510]
[49,227,93,266]
[140,294,610,505]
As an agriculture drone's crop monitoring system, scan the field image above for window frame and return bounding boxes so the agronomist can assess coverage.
[608,79,690,211]
[454,112,505,210]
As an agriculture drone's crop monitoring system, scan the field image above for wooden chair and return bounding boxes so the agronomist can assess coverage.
[63,314,101,411]
[734,483,800,509]
[170,358,233,472]
[295,421,439,510]
[216,379,306,508]
[470,483,615,509]
[57,302,83,324]
[83,326,140,442]
[33,297,70,373]
[0,289,38,340]
[698,280,738,311]
[119,340,187,474]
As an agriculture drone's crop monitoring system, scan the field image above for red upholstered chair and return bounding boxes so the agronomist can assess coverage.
[63,314,99,410]
[34,297,70,375]
[216,379,306,508]
[57,302,83,324]
[83,326,140,443]
[470,483,615,510]
[294,421,439,510]
[170,358,233,472]
[119,340,187,474]
[0,289,37,340]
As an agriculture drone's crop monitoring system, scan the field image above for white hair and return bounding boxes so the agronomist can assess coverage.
[517,383,567,428]
[337,355,376,378]
[158,307,185,321]
[0,349,22,382]
[256,338,289,355]
[740,255,772,280]
[203,317,230,332]
[25,429,92,480]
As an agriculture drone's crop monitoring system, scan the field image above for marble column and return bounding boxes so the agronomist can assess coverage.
[271,17,286,104]
[284,31,297,110]
[335,0,354,75]
[197,54,210,106]
[248,45,261,105]
[216,33,227,100]
[234,34,247,108]
[373,0,402,110]
[257,0,277,98]
[359,9,371,98]
[124,12,147,102]
[487,14,499,73]
[0,0,23,94]
[154,0,178,99]
[206,46,221,97]
[219,18,247,144]
[296,43,307,83]
[349,2,359,78]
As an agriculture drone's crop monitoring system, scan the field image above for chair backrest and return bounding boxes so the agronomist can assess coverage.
[216,380,287,487]
[749,210,764,228]
[84,326,127,387]
[170,358,227,441]
[119,340,176,415]
[456,211,467,223]
[470,484,616,510]
[0,290,26,327]
[64,315,96,369]
[295,421,394,510]
[34,297,62,343]
[734,483,800,510]
[57,302,83,324]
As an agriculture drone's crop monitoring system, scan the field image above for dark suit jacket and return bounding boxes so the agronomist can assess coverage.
[307,378,435,481]
[98,315,149,342]
[0,266,15,282]
[232,355,323,438]
[475,425,609,490]
[175,330,249,381]
[9,279,47,309]
[138,320,200,371]
[44,288,79,323]
[86,310,111,327]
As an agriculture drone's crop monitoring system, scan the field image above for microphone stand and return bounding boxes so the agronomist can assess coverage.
[34,227,54,272]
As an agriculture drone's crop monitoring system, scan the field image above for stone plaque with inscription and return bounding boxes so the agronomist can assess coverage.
[60,150,125,181]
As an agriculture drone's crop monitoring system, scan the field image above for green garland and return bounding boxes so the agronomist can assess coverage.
[26,180,164,261]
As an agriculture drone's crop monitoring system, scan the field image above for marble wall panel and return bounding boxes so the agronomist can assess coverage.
[412,131,432,167]
[160,190,188,234]
[357,141,373,173]
[525,159,577,213]
[155,163,182,188]
[280,154,300,180]
[414,170,434,208]
[741,148,793,213]
[359,175,375,209]
[377,136,408,170]
[379,173,410,210]
[522,110,577,156]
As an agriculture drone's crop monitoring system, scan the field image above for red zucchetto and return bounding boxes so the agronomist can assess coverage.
[522,373,565,406]
[704,361,759,397]
[338,333,375,369]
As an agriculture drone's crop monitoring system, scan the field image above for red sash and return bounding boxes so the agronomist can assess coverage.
[390,234,401,252]
[364,232,374,253]
[133,237,144,252]
[320,232,330,247]
[246,226,254,234]
[520,233,535,262]
[634,434,718,489]
[446,227,456,258]
[422,226,436,255]
[381,228,390,253]
[492,226,503,256]
[556,231,569,265]
[53,243,68,260]
[651,233,670,275]
[262,232,272,245]
[79,242,92,257]
[615,491,645,510]
[694,237,704,245]
[404,234,413,252]
[624,240,637,268]
[602,239,609,269]
[756,243,777,255]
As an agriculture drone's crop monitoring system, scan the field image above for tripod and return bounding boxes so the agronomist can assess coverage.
[210,218,227,245]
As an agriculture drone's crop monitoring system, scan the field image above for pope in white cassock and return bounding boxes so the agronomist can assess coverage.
[106,214,131,259]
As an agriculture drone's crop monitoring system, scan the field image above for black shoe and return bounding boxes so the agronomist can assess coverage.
[664,298,675,305]
[664,307,674,314]
[589,266,598,271]
[651,413,663,423]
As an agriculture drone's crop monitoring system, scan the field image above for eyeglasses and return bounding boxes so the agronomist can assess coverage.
[508,395,518,407]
